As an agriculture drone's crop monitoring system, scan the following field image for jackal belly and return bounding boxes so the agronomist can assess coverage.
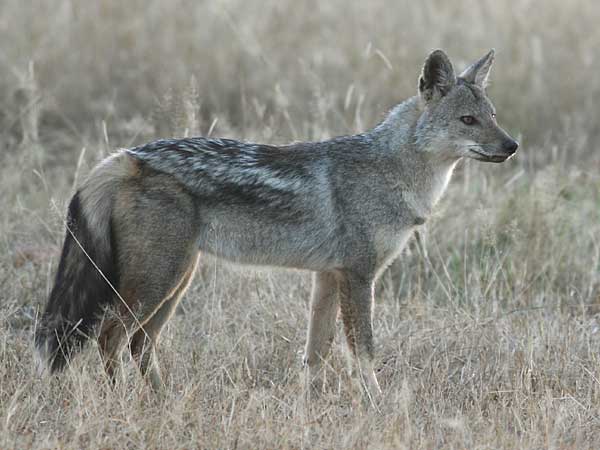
[197,214,341,271]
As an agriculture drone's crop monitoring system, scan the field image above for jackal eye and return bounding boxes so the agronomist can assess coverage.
[460,115,476,125]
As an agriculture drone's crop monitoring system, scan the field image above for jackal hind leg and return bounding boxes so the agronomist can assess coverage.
[111,173,200,391]
[129,255,199,391]
[338,271,382,404]
[304,271,340,394]
[98,314,128,385]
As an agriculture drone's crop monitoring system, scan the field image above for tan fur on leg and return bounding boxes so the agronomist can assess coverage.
[304,271,340,393]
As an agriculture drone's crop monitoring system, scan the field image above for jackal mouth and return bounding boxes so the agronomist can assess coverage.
[468,147,513,163]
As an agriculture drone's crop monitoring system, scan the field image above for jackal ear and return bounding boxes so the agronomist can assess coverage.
[459,49,495,88]
[418,50,456,102]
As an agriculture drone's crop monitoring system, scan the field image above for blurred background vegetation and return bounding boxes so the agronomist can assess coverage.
[2,0,600,166]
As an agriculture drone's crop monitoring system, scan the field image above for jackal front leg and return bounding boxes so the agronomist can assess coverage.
[304,271,340,394]
[339,271,382,404]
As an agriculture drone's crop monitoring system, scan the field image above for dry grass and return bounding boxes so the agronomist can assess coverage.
[2,0,600,448]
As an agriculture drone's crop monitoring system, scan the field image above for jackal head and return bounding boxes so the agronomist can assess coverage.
[416,49,518,163]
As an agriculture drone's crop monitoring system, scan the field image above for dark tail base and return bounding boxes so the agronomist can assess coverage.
[35,191,118,372]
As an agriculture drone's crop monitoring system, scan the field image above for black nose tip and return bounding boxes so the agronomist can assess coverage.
[504,140,519,153]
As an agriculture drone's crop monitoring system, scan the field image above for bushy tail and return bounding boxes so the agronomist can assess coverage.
[35,153,128,372]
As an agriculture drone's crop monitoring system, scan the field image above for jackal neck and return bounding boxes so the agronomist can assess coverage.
[368,96,458,216]
[372,96,422,153]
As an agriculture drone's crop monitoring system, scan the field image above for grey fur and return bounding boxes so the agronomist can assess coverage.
[38,50,518,401]
[460,49,495,88]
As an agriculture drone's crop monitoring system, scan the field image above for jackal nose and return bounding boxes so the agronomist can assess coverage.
[503,139,519,154]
